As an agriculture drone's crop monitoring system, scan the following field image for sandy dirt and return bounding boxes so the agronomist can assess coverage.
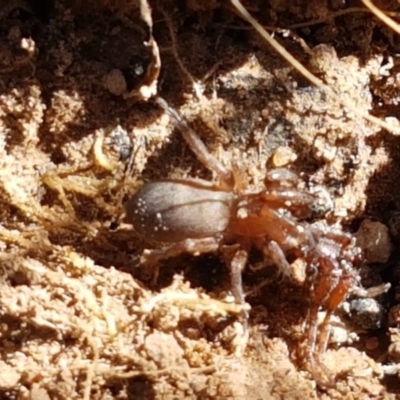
[0,0,400,399]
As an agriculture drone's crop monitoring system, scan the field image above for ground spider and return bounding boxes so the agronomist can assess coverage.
[124,96,362,384]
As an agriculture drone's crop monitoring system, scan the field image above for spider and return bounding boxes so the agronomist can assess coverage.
[124,96,362,384]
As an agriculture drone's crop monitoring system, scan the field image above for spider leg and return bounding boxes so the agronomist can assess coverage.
[310,221,353,247]
[316,262,356,356]
[261,189,315,218]
[222,245,249,329]
[305,255,342,385]
[155,96,234,189]
[300,222,361,385]
[230,249,249,323]
[263,240,291,278]
[142,237,221,265]
[141,237,221,283]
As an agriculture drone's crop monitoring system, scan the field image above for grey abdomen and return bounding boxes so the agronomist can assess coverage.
[125,179,234,242]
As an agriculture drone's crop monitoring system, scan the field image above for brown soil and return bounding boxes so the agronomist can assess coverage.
[0,1,400,399]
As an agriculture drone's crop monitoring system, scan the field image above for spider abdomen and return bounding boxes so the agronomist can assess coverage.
[125,179,235,243]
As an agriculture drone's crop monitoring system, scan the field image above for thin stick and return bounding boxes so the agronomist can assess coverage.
[230,0,400,135]
[361,0,400,36]
[231,0,324,88]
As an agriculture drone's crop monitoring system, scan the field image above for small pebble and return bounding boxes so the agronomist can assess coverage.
[355,219,393,263]
[103,69,127,96]
[271,146,297,167]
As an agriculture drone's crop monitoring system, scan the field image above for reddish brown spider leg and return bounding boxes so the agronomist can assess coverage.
[141,237,221,282]
[155,96,234,189]
[260,206,309,248]
[305,256,341,381]
[262,190,315,218]
[262,240,291,277]
[229,248,249,329]
[305,262,355,387]
[316,264,356,356]
[310,222,352,247]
